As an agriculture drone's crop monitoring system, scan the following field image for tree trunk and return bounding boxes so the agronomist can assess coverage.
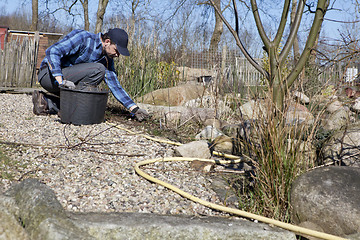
[210,0,328,111]
[209,0,223,52]
[31,0,38,31]
[81,0,89,31]
[290,0,300,63]
[95,0,109,33]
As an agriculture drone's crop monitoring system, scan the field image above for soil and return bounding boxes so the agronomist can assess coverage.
[105,104,202,144]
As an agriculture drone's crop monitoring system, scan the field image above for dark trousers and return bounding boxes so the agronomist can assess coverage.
[38,63,106,113]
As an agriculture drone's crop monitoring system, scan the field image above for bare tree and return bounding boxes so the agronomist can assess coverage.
[210,0,329,111]
[95,0,109,33]
[209,0,223,51]
[167,0,230,51]
[80,0,89,31]
[318,0,360,64]
[0,10,31,30]
[31,0,38,31]
[42,0,82,29]
[290,0,300,63]
[199,0,232,51]
[40,0,92,31]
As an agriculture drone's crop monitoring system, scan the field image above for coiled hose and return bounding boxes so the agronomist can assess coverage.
[108,122,347,240]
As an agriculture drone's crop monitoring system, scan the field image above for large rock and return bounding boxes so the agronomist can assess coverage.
[137,103,215,128]
[221,120,254,139]
[325,99,343,114]
[351,97,360,113]
[174,140,211,159]
[291,166,360,237]
[5,178,93,240]
[293,91,310,104]
[184,96,232,116]
[0,195,29,240]
[211,135,234,155]
[1,179,296,239]
[321,122,360,167]
[239,100,266,120]
[137,84,206,106]
[321,100,350,131]
[239,101,314,125]
[195,125,224,141]
[69,211,296,240]
[285,103,314,125]
[321,107,350,131]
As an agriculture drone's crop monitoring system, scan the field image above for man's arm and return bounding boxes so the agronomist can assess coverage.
[104,69,137,110]
[105,55,149,121]
[45,29,85,82]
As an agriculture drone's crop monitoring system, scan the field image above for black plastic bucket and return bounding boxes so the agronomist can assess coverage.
[60,86,109,125]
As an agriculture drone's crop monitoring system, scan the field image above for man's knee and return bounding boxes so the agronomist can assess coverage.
[91,63,106,84]
[93,63,106,76]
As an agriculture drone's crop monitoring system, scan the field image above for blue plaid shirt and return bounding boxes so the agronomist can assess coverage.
[40,29,136,109]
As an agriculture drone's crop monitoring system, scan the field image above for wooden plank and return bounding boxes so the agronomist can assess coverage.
[0,87,40,94]
[4,41,13,86]
[0,48,3,84]
[18,38,26,86]
[31,32,40,87]
[11,40,19,87]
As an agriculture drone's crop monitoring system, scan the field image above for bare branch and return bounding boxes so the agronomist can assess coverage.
[279,0,305,64]
[286,0,329,89]
[208,0,268,78]
[250,0,270,50]
[273,0,291,47]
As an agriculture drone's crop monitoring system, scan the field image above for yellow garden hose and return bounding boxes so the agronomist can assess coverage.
[108,122,347,240]
[107,122,240,160]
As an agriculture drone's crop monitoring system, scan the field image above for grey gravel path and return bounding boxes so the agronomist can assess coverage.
[0,93,229,217]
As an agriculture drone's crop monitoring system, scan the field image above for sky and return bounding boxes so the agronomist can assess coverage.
[2,0,29,15]
[1,0,357,41]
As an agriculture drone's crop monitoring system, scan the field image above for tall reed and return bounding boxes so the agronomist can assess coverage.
[113,29,180,102]
[235,91,321,222]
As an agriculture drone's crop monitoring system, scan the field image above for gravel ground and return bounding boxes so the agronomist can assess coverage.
[0,93,229,217]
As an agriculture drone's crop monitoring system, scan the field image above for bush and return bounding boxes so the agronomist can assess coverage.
[112,40,180,102]
[233,96,320,222]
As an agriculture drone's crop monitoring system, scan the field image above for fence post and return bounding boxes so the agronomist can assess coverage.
[0,45,3,85]
[31,31,40,87]
[219,45,227,94]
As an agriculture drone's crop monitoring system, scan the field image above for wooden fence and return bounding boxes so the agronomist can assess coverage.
[0,34,39,88]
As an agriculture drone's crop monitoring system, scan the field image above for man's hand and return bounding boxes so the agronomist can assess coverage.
[131,107,149,122]
[59,80,76,89]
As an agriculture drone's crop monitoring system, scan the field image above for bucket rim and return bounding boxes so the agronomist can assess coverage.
[59,86,109,94]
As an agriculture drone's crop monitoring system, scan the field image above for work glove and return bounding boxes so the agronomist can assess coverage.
[131,107,149,122]
[59,80,76,89]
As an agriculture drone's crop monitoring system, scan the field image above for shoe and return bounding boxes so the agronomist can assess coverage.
[32,90,49,115]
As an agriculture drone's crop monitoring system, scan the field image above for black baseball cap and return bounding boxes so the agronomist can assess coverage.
[107,28,130,56]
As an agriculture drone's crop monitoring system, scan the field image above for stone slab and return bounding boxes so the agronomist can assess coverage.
[69,212,296,240]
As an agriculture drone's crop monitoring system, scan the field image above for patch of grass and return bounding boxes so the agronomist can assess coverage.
[0,143,27,181]
[0,144,16,180]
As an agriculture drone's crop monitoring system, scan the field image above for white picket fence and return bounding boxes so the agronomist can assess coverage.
[186,47,355,94]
